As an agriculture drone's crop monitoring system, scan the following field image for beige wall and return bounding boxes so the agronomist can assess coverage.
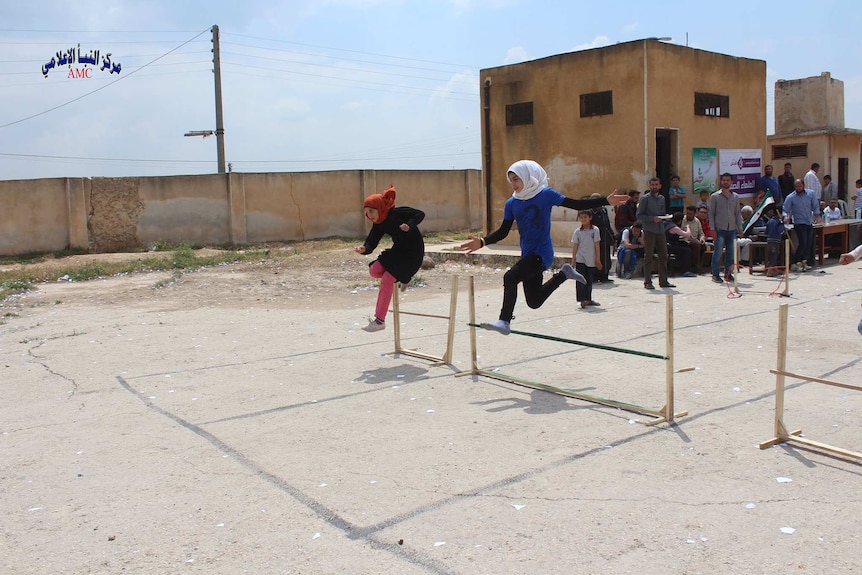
[0,170,482,256]
[481,39,766,245]
[767,133,862,201]
[775,73,845,134]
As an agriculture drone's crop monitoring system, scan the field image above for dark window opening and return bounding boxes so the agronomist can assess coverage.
[580,90,613,117]
[772,143,808,160]
[695,92,729,118]
[506,102,533,126]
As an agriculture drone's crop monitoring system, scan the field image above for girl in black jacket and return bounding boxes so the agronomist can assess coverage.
[355,185,425,332]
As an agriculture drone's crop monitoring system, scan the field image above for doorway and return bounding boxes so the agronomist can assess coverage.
[655,128,678,213]
[838,157,849,202]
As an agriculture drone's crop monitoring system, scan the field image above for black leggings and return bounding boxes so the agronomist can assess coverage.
[499,254,567,322]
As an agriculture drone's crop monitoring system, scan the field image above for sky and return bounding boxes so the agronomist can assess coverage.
[1,0,860,180]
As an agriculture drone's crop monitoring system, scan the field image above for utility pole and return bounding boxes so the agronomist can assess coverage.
[212,25,226,174]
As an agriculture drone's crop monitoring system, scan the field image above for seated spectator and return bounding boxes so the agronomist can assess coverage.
[682,205,706,274]
[823,198,842,223]
[665,212,696,277]
[696,205,713,254]
[737,205,755,266]
[616,221,645,279]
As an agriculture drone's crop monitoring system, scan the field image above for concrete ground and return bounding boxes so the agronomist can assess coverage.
[1,246,861,575]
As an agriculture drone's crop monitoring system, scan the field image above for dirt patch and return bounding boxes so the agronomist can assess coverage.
[1,244,504,315]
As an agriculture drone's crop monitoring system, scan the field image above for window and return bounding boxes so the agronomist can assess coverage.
[694,92,729,118]
[772,143,808,160]
[506,102,533,126]
[580,90,613,117]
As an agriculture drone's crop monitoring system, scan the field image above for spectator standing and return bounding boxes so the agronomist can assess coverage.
[778,162,795,203]
[696,190,710,210]
[571,211,602,308]
[708,173,744,283]
[614,190,640,238]
[589,193,615,283]
[852,178,862,219]
[782,179,820,272]
[764,206,785,277]
[804,163,822,201]
[668,175,687,213]
[756,165,783,207]
[823,175,838,201]
[636,177,675,290]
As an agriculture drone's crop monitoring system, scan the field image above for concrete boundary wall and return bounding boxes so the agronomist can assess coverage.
[0,170,483,256]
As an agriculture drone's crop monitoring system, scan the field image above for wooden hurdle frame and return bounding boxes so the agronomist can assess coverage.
[461,276,688,426]
[731,237,791,296]
[759,303,862,460]
[390,275,458,365]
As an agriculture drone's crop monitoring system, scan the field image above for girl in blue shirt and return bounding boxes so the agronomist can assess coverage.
[460,160,625,335]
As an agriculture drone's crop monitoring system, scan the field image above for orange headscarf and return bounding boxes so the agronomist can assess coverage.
[363,185,396,224]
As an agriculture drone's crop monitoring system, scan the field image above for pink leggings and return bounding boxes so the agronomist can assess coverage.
[369,261,396,322]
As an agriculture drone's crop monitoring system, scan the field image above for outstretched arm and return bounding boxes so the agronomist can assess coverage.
[839,243,862,265]
[560,189,627,210]
[460,219,514,253]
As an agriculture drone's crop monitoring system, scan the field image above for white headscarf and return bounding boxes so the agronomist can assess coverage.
[507,159,548,201]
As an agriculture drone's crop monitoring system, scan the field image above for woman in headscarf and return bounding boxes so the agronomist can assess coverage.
[459,160,626,335]
[355,185,425,332]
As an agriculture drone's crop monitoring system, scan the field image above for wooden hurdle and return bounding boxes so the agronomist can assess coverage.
[390,275,458,365]
[462,276,687,426]
[759,303,862,460]
[732,237,791,296]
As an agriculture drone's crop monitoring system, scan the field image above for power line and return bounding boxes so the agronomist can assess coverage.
[223,32,477,69]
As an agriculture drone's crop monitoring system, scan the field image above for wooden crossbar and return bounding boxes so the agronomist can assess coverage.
[759,304,861,461]
[462,276,686,426]
[769,369,862,392]
[391,275,458,365]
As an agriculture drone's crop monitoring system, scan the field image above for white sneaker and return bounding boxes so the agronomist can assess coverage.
[480,319,511,335]
[560,263,587,285]
[362,319,385,332]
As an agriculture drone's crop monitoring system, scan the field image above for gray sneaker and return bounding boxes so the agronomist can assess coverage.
[362,319,385,332]
[560,263,587,285]
[480,319,511,335]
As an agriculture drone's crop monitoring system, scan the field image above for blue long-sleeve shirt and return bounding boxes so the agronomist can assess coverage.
[782,189,820,225]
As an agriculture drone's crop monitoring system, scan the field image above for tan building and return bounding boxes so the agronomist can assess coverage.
[768,72,862,208]
[480,38,766,243]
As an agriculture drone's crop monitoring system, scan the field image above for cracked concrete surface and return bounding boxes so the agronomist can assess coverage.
[1,251,860,574]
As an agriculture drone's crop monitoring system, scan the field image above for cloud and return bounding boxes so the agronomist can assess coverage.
[503,46,528,65]
[431,69,479,100]
[572,36,610,52]
[622,21,638,34]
